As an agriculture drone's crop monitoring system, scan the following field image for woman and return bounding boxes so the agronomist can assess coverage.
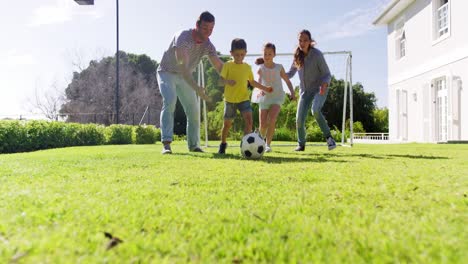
[287,30,336,151]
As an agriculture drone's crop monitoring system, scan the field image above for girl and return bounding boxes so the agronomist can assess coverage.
[254,43,296,152]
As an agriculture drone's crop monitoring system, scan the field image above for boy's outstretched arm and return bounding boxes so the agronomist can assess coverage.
[248,80,273,93]
[219,77,236,87]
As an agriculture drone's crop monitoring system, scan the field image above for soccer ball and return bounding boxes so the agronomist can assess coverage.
[240,132,265,159]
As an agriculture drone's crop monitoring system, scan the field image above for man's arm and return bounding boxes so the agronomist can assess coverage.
[175,47,210,101]
[208,55,223,73]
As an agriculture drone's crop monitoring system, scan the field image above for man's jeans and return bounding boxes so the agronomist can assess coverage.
[296,89,331,146]
[158,71,200,150]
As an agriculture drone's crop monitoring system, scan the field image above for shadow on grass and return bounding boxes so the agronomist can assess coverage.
[172,152,350,164]
[318,152,449,160]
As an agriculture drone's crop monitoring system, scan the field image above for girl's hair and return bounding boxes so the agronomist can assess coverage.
[255,42,276,65]
[293,29,316,68]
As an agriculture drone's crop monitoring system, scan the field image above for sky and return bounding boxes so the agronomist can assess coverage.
[0,0,391,119]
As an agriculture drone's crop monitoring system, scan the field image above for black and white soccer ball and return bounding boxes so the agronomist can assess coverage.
[240,132,265,159]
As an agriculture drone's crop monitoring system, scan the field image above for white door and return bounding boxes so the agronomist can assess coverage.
[401,90,408,141]
[435,78,448,142]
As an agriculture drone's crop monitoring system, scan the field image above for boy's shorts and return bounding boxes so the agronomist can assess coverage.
[224,100,252,119]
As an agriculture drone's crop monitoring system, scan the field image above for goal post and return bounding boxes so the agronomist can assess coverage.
[197,51,354,148]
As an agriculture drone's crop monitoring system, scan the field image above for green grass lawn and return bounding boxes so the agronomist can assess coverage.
[0,142,467,263]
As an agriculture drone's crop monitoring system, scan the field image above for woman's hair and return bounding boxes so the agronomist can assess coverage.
[293,29,315,68]
[255,42,276,65]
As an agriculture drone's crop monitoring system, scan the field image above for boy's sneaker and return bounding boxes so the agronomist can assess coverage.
[190,147,204,153]
[294,145,305,151]
[218,143,227,154]
[161,144,172,154]
[327,137,336,151]
[265,145,272,153]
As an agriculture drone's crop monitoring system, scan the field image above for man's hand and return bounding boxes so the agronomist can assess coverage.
[197,87,212,102]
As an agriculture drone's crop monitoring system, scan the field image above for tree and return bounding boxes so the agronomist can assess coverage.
[373,107,389,132]
[27,81,65,121]
[322,77,377,132]
[60,52,162,126]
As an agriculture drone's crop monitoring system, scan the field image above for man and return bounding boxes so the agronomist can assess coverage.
[157,11,223,154]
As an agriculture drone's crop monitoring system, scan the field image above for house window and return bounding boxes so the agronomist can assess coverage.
[433,0,450,40]
[399,32,406,58]
[394,18,406,59]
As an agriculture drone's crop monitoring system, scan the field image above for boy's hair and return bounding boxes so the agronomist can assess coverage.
[231,38,247,52]
[196,11,215,26]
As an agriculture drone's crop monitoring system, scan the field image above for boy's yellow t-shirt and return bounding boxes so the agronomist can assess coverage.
[220,61,254,103]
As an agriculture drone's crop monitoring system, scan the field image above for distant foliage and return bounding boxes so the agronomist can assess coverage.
[373,108,389,132]
[0,121,161,154]
[61,52,162,126]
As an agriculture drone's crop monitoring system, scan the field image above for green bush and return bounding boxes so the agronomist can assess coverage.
[306,123,325,142]
[274,127,296,141]
[75,124,106,146]
[135,125,159,144]
[106,124,134,145]
[0,121,28,153]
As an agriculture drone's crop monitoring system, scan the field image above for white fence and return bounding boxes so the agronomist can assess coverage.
[351,133,389,143]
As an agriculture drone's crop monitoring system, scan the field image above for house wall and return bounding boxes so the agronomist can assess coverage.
[385,0,468,142]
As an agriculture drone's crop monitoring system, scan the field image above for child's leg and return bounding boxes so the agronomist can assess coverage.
[266,104,281,146]
[238,100,253,135]
[259,108,269,138]
[241,111,253,135]
[221,119,232,143]
[221,102,237,144]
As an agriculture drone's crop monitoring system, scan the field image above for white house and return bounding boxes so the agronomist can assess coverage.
[374,0,467,142]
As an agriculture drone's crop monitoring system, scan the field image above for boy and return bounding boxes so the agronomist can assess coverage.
[218,38,273,154]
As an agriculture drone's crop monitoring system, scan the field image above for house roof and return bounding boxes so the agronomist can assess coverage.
[373,0,416,25]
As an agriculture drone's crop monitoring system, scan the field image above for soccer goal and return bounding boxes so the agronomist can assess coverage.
[197,51,354,148]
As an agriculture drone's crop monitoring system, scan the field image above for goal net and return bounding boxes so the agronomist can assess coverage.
[197,51,354,147]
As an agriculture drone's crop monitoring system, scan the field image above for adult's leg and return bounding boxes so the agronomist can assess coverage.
[266,104,281,146]
[158,72,177,145]
[311,90,331,138]
[177,77,201,151]
[296,91,313,147]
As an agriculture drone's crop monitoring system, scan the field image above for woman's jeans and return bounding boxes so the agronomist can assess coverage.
[158,71,200,150]
[296,89,331,146]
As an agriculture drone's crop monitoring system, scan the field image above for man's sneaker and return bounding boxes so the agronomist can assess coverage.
[294,145,305,151]
[190,147,204,153]
[218,142,227,154]
[327,137,336,151]
[265,145,272,153]
[161,144,172,154]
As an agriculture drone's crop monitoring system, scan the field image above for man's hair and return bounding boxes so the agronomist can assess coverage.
[230,38,247,51]
[196,11,215,26]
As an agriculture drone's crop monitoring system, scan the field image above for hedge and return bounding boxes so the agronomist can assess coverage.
[0,121,161,154]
